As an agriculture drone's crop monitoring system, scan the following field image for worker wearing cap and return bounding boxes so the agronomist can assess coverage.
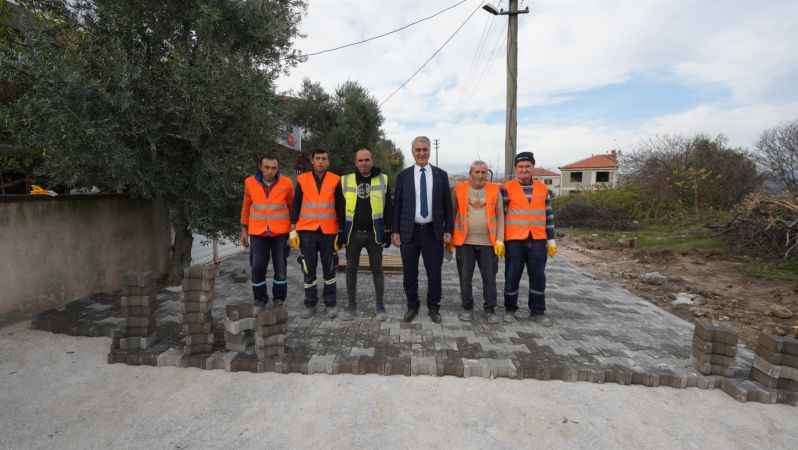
[502,151,557,324]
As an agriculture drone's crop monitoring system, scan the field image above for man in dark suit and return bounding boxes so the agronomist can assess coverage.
[392,136,453,323]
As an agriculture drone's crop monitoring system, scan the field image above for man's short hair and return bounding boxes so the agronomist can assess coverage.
[310,148,329,158]
[469,160,489,173]
[355,148,372,157]
[411,136,431,149]
[258,154,278,167]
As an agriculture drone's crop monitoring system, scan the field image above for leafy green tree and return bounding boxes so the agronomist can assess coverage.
[287,79,399,174]
[1,0,306,282]
[373,137,405,181]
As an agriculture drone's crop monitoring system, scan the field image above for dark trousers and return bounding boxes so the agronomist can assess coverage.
[400,223,443,312]
[504,239,547,313]
[298,230,337,308]
[250,234,288,303]
[456,244,498,313]
[345,230,384,309]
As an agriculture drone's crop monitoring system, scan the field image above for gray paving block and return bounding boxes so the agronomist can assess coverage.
[486,359,518,379]
[181,302,212,315]
[692,335,737,357]
[462,359,485,378]
[157,348,185,367]
[182,290,214,303]
[225,303,256,321]
[204,351,226,370]
[184,333,214,345]
[720,378,760,403]
[308,355,337,374]
[119,335,157,351]
[753,356,798,382]
[259,323,288,338]
[256,346,285,359]
[411,356,437,376]
[182,277,214,293]
[183,323,212,335]
[256,334,285,348]
[184,264,217,281]
[223,317,256,334]
[350,347,375,357]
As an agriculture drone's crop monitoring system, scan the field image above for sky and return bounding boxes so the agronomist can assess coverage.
[277,0,798,175]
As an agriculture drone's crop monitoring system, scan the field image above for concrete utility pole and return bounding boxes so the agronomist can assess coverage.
[433,139,440,167]
[483,1,529,179]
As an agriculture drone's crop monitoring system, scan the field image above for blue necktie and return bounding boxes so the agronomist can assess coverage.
[420,167,429,219]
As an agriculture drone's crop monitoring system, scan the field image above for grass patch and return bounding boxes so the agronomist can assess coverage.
[745,260,798,282]
[566,223,727,253]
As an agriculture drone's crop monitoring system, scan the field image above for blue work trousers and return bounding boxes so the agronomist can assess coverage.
[250,234,288,303]
[504,239,547,313]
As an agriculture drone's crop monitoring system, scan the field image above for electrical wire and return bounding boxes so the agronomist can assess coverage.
[303,0,470,57]
[379,1,484,107]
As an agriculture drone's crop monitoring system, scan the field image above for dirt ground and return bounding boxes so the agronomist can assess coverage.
[3,322,798,449]
[559,234,798,348]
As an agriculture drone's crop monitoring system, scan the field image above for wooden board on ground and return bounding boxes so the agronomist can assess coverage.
[337,254,404,273]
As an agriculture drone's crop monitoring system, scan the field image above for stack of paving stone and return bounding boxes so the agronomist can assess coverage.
[255,306,288,361]
[181,264,217,355]
[108,271,159,364]
[751,333,798,395]
[692,322,738,376]
[224,303,256,353]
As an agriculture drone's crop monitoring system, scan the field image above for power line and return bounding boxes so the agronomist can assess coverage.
[303,0,470,57]
[380,1,484,107]
[455,11,505,113]
[456,19,506,114]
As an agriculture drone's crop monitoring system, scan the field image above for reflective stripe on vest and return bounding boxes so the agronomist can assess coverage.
[342,173,387,243]
[451,181,499,247]
[504,179,548,241]
[296,171,340,234]
[243,175,293,236]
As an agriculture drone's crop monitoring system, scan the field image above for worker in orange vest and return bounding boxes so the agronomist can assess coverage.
[503,152,557,324]
[240,154,295,308]
[451,161,505,324]
[290,148,345,319]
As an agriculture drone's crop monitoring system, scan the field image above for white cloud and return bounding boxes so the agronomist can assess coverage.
[279,0,798,172]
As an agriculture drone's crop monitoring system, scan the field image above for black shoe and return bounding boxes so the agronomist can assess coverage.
[403,308,419,323]
[429,311,442,323]
[254,298,268,309]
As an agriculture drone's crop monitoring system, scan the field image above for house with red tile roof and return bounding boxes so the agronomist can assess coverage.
[530,167,562,195]
[558,150,619,195]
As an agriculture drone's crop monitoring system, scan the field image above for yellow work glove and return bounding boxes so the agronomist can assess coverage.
[547,239,557,257]
[493,240,505,258]
[334,234,342,252]
[289,230,300,250]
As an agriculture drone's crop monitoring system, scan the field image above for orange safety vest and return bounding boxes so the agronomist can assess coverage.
[296,171,340,234]
[240,175,294,236]
[451,181,499,247]
[504,179,548,241]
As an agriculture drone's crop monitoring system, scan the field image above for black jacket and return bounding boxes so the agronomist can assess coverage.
[392,165,453,243]
[350,167,393,233]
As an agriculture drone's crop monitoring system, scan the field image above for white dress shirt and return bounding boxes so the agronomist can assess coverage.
[413,164,434,224]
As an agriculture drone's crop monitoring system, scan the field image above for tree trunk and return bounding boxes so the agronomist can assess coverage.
[166,208,193,285]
